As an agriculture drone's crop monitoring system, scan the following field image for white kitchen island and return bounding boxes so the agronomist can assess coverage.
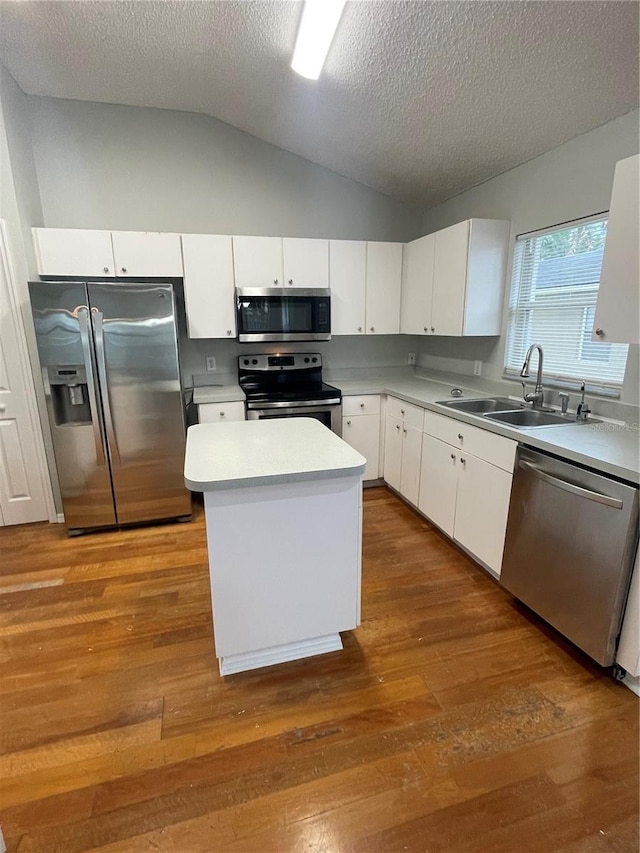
[184,418,366,676]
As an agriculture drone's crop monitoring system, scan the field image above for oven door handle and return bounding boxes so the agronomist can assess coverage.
[247,398,341,410]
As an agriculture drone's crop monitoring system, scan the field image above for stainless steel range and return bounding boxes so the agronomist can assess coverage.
[238,353,342,434]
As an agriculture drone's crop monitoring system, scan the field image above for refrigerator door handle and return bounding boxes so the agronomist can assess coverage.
[77,306,107,466]
[92,307,122,466]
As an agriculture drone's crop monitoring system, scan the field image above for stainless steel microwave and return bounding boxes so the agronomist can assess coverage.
[235,287,331,342]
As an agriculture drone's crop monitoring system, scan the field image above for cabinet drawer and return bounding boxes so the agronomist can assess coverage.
[342,395,381,417]
[386,396,424,430]
[423,411,516,472]
[198,402,245,424]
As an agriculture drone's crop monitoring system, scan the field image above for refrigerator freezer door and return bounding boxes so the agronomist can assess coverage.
[88,283,191,524]
[28,281,116,530]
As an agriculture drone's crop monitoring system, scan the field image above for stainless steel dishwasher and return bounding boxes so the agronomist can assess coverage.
[501,446,639,667]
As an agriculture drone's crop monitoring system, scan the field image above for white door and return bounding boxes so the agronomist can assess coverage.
[400,234,435,335]
[181,234,236,339]
[383,414,403,491]
[342,415,379,480]
[111,231,183,277]
[432,221,469,336]
[418,433,457,537]
[365,242,403,334]
[33,227,115,277]
[233,236,283,287]
[399,424,422,506]
[0,221,50,525]
[282,238,329,288]
[329,240,366,335]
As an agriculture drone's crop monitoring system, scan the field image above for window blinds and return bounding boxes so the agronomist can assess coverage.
[504,216,628,392]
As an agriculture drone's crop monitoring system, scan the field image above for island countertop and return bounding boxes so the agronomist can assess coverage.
[184,417,367,492]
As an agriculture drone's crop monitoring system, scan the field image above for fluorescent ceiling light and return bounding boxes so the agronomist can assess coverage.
[291,0,347,80]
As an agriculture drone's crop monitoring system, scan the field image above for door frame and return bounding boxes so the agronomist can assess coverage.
[0,219,56,522]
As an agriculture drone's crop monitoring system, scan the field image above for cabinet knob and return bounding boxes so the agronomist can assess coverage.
[423,326,428,332]
[358,326,363,333]
[121,267,127,273]
[370,327,375,332]
[431,326,435,333]
[103,266,110,274]
[460,457,466,465]
[288,279,293,285]
[400,409,405,415]
[227,330,232,336]
[396,424,400,431]
[273,279,279,285]
[346,419,351,426]
[403,428,407,435]
[360,403,365,408]
[450,453,456,460]
[220,412,225,417]
[595,328,605,337]
[458,433,463,441]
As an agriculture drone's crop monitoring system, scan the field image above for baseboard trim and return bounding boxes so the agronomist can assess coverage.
[219,633,343,676]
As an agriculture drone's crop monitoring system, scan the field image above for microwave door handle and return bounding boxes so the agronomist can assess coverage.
[91,308,122,466]
[77,306,107,466]
[518,460,623,509]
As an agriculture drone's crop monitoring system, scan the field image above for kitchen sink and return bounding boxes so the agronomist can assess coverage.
[483,409,574,428]
[437,397,522,414]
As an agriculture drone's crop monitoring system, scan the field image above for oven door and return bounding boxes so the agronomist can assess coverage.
[246,403,342,435]
[236,288,331,342]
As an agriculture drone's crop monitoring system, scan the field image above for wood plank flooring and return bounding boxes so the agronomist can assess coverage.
[0,487,637,852]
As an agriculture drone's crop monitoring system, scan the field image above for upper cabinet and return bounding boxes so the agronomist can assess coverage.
[181,234,236,339]
[329,240,367,335]
[592,154,639,344]
[282,238,329,288]
[33,228,183,278]
[233,236,283,287]
[33,228,116,278]
[365,242,403,335]
[400,218,510,336]
[110,231,183,277]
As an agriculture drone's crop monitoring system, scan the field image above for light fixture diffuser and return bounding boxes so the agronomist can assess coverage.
[291,0,347,80]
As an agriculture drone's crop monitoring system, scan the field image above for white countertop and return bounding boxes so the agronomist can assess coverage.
[193,374,640,484]
[193,384,244,404]
[184,417,366,491]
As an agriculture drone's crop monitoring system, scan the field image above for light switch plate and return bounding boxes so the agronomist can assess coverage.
[408,352,416,365]
[206,356,217,372]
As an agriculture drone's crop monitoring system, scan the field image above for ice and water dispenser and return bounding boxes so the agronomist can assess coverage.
[46,366,92,426]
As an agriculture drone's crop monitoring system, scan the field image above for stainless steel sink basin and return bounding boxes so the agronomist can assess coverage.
[436,397,522,414]
[483,409,574,428]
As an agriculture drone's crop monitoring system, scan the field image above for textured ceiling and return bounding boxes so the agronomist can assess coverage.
[0,0,638,207]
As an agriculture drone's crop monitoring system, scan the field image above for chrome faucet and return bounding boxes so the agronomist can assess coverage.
[576,381,591,422]
[520,344,545,408]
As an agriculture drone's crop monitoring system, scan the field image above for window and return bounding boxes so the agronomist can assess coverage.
[504,215,628,392]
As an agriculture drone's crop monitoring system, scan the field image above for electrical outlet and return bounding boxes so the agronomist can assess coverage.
[408,352,416,365]
[473,360,482,376]
[206,356,217,372]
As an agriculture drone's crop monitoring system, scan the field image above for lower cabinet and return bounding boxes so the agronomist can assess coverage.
[341,395,381,481]
[418,411,516,576]
[198,402,246,424]
[383,397,424,505]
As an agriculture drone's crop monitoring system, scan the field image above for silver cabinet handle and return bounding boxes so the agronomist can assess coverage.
[519,460,623,509]
[78,306,107,466]
[595,328,605,337]
[92,308,121,466]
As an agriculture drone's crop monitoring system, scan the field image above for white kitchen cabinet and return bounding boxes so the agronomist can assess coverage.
[111,231,183,277]
[329,240,366,335]
[233,236,283,287]
[33,228,116,277]
[365,242,403,335]
[418,411,516,576]
[400,233,435,335]
[181,234,236,339]
[198,401,246,423]
[616,546,639,681]
[592,154,639,344]
[400,219,509,337]
[342,395,381,481]
[383,397,424,505]
[282,238,329,288]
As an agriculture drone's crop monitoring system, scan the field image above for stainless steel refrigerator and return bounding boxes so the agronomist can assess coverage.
[29,280,192,534]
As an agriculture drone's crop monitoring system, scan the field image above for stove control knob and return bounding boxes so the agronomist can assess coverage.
[252,359,258,365]
[304,357,310,363]
[243,359,250,365]
[311,357,318,363]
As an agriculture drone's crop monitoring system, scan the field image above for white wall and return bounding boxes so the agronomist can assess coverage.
[29,96,423,242]
[418,109,640,410]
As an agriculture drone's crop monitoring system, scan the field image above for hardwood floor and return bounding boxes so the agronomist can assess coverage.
[0,487,637,852]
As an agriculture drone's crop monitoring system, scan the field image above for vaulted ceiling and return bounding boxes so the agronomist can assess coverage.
[0,1,638,208]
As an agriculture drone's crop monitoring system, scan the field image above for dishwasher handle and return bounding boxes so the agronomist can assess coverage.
[519,460,624,510]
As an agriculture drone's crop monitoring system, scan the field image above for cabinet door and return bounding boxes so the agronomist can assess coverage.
[593,154,639,344]
[432,221,469,336]
[383,415,403,491]
[454,454,512,575]
[329,240,366,335]
[399,424,422,506]
[282,238,329,288]
[33,228,115,277]
[365,242,403,334]
[182,235,235,339]
[111,231,183,277]
[418,434,457,537]
[342,415,380,480]
[400,234,434,335]
[233,236,283,287]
